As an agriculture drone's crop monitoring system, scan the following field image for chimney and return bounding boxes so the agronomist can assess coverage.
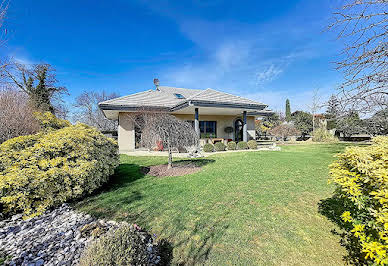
[153,78,160,91]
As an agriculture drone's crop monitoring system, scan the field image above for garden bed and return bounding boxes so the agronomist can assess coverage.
[141,161,202,177]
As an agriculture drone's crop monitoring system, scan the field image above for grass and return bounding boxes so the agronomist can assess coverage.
[75,143,354,265]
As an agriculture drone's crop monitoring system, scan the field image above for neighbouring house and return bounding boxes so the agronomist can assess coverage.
[99,84,273,152]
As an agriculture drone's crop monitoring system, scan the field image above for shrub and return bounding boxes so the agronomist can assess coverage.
[203,143,214,152]
[34,112,71,131]
[214,142,226,152]
[227,141,236,150]
[247,140,258,149]
[328,136,388,264]
[237,141,248,150]
[312,128,338,142]
[79,224,158,266]
[0,123,119,218]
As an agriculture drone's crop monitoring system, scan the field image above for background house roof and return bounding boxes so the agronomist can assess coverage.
[99,86,267,111]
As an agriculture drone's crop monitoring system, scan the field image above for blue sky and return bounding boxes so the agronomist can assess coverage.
[2,0,345,112]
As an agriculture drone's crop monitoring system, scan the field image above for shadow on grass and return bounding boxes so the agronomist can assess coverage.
[157,214,230,265]
[172,158,216,167]
[318,195,367,265]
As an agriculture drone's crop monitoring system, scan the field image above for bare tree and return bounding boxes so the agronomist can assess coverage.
[0,88,40,143]
[307,89,323,132]
[1,62,68,114]
[268,123,301,141]
[126,111,199,169]
[328,0,388,113]
[74,91,119,131]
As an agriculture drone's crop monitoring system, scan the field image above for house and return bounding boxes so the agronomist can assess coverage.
[99,84,273,152]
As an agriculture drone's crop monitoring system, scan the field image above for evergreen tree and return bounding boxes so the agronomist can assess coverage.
[325,95,340,130]
[285,99,291,122]
[291,111,313,135]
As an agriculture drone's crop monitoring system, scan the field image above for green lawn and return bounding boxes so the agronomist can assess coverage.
[75,144,352,265]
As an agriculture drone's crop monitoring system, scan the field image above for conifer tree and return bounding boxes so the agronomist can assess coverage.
[285,99,291,122]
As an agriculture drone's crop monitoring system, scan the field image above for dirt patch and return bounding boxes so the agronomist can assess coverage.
[140,161,202,177]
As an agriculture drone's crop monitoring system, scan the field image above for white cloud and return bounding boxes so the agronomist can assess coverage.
[256,64,284,85]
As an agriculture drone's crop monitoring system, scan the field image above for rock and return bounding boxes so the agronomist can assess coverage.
[35,259,44,266]
[11,214,23,221]
[0,205,160,265]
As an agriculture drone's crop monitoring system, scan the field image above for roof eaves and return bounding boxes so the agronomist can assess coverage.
[189,100,267,110]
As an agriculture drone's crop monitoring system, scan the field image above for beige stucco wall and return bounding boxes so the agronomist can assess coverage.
[171,114,255,140]
[117,112,256,151]
[118,113,135,152]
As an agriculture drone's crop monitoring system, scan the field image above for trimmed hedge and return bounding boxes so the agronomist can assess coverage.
[203,143,214,152]
[214,142,226,152]
[237,141,248,150]
[0,123,119,218]
[247,140,258,149]
[79,224,157,266]
[328,136,388,264]
[227,141,236,150]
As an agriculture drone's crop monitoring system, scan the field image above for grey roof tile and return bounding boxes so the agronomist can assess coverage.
[99,86,267,110]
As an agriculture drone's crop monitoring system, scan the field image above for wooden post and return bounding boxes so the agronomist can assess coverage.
[243,111,247,142]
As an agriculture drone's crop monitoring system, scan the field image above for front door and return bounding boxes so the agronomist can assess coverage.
[234,119,243,141]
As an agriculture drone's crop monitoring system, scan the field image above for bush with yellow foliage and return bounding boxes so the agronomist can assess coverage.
[329,136,388,264]
[0,118,119,218]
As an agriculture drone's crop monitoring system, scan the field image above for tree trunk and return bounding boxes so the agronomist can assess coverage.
[167,142,172,169]
[312,114,315,133]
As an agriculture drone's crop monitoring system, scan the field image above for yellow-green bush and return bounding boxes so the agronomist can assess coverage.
[247,140,258,149]
[227,141,236,150]
[0,123,119,218]
[237,141,248,150]
[312,128,338,142]
[34,112,71,131]
[329,136,388,264]
[79,224,157,266]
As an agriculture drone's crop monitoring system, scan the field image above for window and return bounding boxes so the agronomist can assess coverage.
[186,120,217,138]
[200,121,217,138]
[174,93,185,99]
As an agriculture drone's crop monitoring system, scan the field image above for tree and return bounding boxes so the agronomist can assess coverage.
[0,88,40,143]
[255,113,281,136]
[268,124,300,140]
[325,94,341,130]
[328,0,388,113]
[74,91,119,131]
[285,99,291,122]
[336,110,365,137]
[291,111,313,135]
[2,62,68,114]
[307,89,323,132]
[126,112,199,169]
[364,108,388,135]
